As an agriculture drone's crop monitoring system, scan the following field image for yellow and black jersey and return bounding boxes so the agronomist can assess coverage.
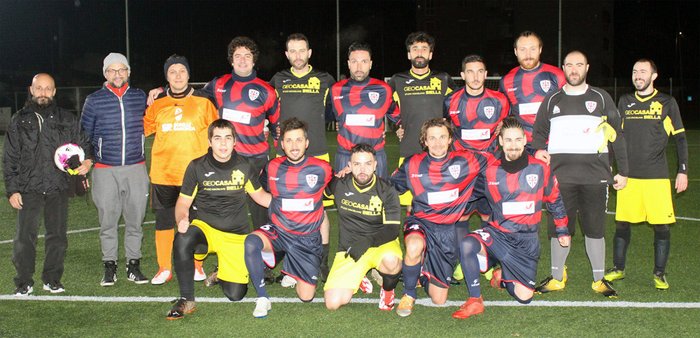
[329,174,401,257]
[270,66,335,157]
[180,150,261,234]
[618,90,688,179]
[144,88,218,186]
[388,70,455,157]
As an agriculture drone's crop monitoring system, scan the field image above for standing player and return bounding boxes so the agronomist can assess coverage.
[604,59,689,290]
[243,118,332,318]
[166,119,272,320]
[270,33,336,282]
[332,42,399,179]
[453,117,570,319]
[389,32,455,206]
[144,54,219,285]
[532,50,628,298]
[390,118,488,317]
[324,144,402,311]
[500,31,566,144]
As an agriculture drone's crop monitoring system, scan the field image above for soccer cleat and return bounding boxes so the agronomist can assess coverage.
[14,284,33,296]
[370,269,383,287]
[604,267,625,282]
[378,288,395,311]
[43,281,65,294]
[359,276,373,294]
[396,295,415,317]
[166,298,196,320]
[592,279,618,298]
[280,275,297,288]
[204,269,219,287]
[452,296,485,319]
[101,261,117,287]
[126,259,149,284]
[653,273,670,290]
[194,262,206,282]
[535,275,566,294]
[489,268,503,289]
[151,268,172,285]
[253,297,272,318]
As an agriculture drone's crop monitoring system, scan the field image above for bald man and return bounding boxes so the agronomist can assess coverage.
[4,74,93,295]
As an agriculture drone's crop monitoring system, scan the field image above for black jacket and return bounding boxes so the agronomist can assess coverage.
[3,101,92,197]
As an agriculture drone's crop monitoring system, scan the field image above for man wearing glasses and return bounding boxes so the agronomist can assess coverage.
[81,52,150,287]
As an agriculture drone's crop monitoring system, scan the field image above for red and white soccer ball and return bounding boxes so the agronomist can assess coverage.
[54,143,85,172]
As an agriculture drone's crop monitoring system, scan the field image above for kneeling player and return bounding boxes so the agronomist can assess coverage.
[166,119,271,320]
[244,118,332,318]
[453,118,570,319]
[324,144,402,310]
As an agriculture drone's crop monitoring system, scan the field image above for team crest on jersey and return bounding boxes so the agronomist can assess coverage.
[650,101,663,116]
[540,80,552,92]
[368,91,380,104]
[483,106,495,119]
[585,101,597,113]
[306,174,318,188]
[526,174,539,189]
[553,105,561,115]
[174,107,183,121]
[248,89,260,101]
[448,164,461,179]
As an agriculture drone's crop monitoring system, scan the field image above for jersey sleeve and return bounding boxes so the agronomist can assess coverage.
[265,89,280,140]
[143,103,157,137]
[531,94,553,150]
[604,91,629,176]
[390,157,410,194]
[380,180,401,225]
[179,161,198,199]
[542,165,568,236]
[201,78,217,102]
[386,86,401,125]
[259,162,270,192]
[666,98,689,175]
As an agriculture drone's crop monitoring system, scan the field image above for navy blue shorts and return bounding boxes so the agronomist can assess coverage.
[254,224,322,286]
[404,216,458,288]
[469,227,539,290]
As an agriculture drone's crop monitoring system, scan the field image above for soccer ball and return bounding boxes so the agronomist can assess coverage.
[54,143,85,172]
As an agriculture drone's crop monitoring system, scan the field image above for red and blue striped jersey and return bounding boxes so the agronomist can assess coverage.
[499,63,565,143]
[390,150,488,225]
[331,78,399,152]
[203,71,279,158]
[482,154,568,234]
[262,156,332,235]
[443,88,509,152]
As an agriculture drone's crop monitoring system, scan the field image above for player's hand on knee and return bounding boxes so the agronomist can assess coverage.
[558,235,571,247]
[177,219,190,233]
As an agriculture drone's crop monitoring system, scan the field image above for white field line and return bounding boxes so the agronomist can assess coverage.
[1,295,699,309]
[2,210,700,245]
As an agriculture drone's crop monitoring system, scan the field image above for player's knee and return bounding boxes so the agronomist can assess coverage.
[430,293,447,305]
[506,282,533,304]
[221,282,247,302]
[460,236,481,257]
[380,255,401,272]
[615,221,631,231]
[324,296,344,310]
[173,231,197,261]
[244,234,264,255]
[404,237,424,261]
[654,224,671,234]
[300,296,314,303]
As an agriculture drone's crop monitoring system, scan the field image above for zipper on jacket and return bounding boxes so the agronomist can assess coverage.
[119,96,126,166]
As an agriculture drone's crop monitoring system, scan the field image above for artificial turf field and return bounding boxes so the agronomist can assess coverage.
[1,131,699,337]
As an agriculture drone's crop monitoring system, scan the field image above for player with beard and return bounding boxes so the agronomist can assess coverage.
[4,74,93,295]
[82,53,150,287]
[500,31,566,144]
[453,117,569,319]
[324,143,402,311]
[532,50,628,298]
[331,42,399,179]
[388,32,455,206]
[244,118,332,318]
[604,59,688,290]
[270,33,336,284]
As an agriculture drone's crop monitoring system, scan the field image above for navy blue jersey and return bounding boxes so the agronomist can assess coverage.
[444,88,509,152]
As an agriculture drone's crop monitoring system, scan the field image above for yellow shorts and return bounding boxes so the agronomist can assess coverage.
[323,238,402,292]
[397,157,413,206]
[615,178,676,224]
[191,220,249,284]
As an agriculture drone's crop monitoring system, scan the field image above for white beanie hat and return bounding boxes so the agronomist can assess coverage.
[103,52,130,73]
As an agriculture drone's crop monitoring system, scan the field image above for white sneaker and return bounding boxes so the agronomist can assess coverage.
[280,275,297,288]
[194,264,206,282]
[151,269,172,285]
[371,269,383,286]
[359,276,373,294]
[253,297,272,318]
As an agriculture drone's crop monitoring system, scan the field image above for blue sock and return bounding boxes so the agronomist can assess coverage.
[459,236,482,298]
[402,263,421,299]
[244,235,269,298]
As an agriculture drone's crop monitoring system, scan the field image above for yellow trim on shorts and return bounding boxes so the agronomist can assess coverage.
[397,156,413,206]
[323,238,402,291]
[615,178,676,224]
[190,219,249,284]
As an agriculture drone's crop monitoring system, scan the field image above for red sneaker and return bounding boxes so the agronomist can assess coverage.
[451,296,485,319]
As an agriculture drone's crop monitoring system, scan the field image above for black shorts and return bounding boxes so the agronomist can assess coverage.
[548,183,608,239]
[254,224,322,286]
[469,227,539,290]
[151,184,181,230]
[404,216,458,288]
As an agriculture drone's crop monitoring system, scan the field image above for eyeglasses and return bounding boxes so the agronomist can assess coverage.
[105,68,128,75]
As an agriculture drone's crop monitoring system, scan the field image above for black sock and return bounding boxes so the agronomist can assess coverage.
[459,236,482,298]
[654,224,671,275]
[243,236,269,298]
[321,244,330,268]
[379,271,401,291]
[613,221,631,270]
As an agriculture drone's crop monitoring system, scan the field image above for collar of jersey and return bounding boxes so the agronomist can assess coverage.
[409,68,432,80]
[290,65,313,78]
[634,89,658,102]
[352,174,376,193]
[206,148,238,169]
[285,155,308,166]
[349,77,371,86]
[231,70,257,82]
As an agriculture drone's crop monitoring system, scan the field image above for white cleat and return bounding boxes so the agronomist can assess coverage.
[253,297,272,318]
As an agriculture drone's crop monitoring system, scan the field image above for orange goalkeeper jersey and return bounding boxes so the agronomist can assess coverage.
[144,88,218,185]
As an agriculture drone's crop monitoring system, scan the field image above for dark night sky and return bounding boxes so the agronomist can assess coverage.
[1,0,699,120]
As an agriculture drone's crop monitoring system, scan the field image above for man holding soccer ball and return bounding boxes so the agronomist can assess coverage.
[3,73,93,295]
